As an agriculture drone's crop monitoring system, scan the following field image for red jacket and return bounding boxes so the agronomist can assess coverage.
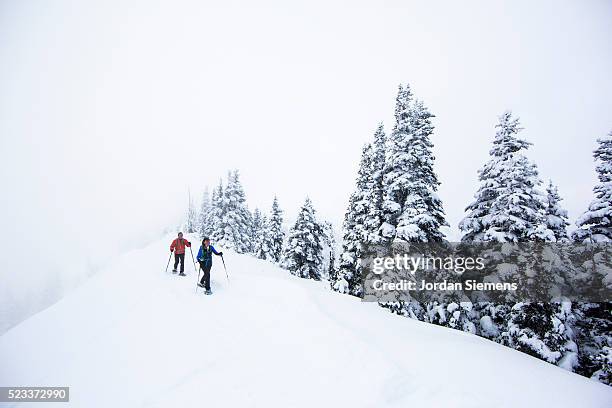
[170,238,191,254]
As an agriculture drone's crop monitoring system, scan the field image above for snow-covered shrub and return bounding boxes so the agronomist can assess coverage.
[477,303,511,343]
[574,302,612,385]
[506,302,572,364]
[591,346,612,385]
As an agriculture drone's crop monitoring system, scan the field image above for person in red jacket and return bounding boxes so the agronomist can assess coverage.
[170,232,191,276]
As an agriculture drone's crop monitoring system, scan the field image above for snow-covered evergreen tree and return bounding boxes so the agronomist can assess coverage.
[252,208,264,246]
[458,112,576,369]
[334,143,374,295]
[364,123,386,244]
[321,221,337,281]
[545,180,570,243]
[267,196,285,263]
[573,132,612,243]
[381,85,447,243]
[252,209,274,260]
[198,187,212,238]
[375,89,452,348]
[218,170,253,253]
[185,190,197,234]
[254,215,275,260]
[327,249,338,284]
[459,111,552,242]
[282,198,324,280]
[209,180,225,241]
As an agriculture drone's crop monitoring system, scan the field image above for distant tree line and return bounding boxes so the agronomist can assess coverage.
[184,170,336,280]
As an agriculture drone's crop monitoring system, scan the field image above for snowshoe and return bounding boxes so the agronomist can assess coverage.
[178,272,186,276]
[172,269,178,274]
[205,290,213,295]
[197,283,205,288]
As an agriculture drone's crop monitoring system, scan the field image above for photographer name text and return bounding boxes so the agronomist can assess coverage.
[371,279,518,291]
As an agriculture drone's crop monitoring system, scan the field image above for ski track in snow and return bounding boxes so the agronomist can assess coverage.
[1,234,611,408]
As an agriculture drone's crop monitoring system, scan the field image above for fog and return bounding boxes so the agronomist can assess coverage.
[1,0,610,332]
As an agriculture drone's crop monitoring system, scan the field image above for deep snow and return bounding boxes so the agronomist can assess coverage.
[1,234,611,407]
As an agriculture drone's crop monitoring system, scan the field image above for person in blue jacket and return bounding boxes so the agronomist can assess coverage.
[196,237,223,294]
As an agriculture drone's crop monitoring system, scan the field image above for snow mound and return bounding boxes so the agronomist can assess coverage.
[1,234,611,407]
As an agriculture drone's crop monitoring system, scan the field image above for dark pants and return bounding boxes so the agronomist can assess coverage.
[174,253,185,273]
[199,262,211,290]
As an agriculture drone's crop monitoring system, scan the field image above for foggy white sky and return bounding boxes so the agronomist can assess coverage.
[0,0,611,327]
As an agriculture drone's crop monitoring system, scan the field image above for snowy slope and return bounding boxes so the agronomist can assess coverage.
[1,234,611,408]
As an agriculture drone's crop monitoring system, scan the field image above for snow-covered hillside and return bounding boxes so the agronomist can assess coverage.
[2,234,611,407]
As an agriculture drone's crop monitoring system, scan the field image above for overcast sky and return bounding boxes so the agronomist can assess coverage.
[1,0,611,327]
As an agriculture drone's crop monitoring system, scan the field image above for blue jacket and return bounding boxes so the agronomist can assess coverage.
[197,244,221,268]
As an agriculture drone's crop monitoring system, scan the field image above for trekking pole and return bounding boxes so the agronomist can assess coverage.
[165,252,172,273]
[221,255,229,283]
[195,264,202,294]
[189,247,198,274]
